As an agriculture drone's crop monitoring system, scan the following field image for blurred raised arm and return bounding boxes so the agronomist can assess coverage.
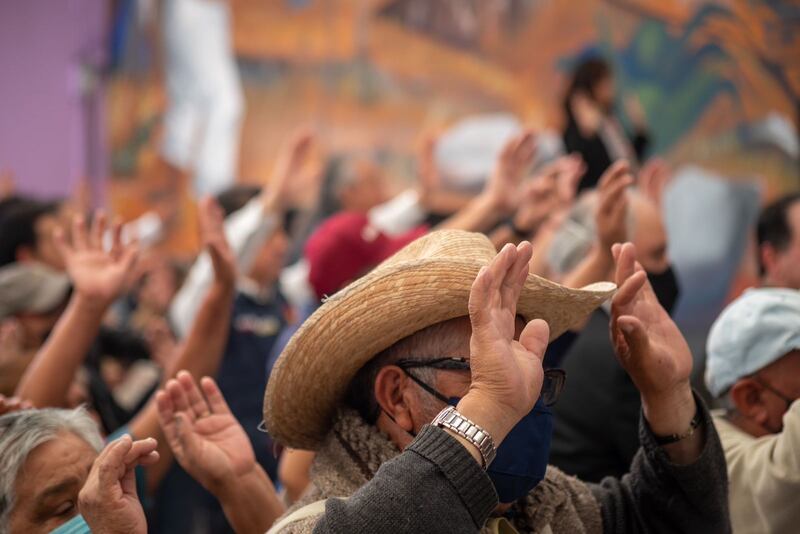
[15,212,138,407]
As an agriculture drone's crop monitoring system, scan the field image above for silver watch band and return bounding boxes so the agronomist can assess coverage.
[432,405,496,468]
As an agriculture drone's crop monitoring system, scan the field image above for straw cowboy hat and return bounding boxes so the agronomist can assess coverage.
[264,230,616,449]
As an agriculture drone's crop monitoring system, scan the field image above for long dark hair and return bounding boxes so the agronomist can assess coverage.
[563,57,612,120]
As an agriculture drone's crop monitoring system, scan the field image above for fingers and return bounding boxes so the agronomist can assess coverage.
[109,218,124,260]
[200,376,232,415]
[165,378,195,423]
[155,390,176,437]
[500,242,532,312]
[97,435,133,489]
[614,242,638,287]
[177,370,211,418]
[518,318,550,362]
[122,436,158,466]
[89,210,106,249]
[615,316,649,359]
[613,270,647,310]
[598,160,630,190]
[72,214,88,251]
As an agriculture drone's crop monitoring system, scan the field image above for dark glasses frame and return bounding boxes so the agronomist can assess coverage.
[396,357,567,407]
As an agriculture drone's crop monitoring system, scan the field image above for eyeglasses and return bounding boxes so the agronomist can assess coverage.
[753,376,795,406]
[396,357,567,407]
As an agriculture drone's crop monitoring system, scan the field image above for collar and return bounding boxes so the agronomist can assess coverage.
[237,277,275,303]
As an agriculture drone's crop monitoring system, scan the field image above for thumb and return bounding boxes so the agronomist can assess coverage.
[616,316,649,360]
[518,318,550,361]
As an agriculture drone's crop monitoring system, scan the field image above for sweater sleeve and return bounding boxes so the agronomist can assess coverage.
[311,425,498,534]
[589,392,731,534]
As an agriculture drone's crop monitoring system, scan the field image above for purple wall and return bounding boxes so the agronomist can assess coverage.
[0,0,108,201]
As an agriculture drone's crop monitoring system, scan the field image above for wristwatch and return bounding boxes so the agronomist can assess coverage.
[432,405,496,468]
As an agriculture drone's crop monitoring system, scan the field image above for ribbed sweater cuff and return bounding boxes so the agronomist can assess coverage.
[407,424,498,528]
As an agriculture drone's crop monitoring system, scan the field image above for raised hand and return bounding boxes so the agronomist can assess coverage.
[262,129,318,213]
[459,242,550,445]
[156,371,256,493]
[78,435,159,534]
[610,242,691,396]
[595,160,633,251]
[638,158,672,209]
[55,211,138,307]
[486,130,537,214]
[610,243,699,461]
[198,197,236,289]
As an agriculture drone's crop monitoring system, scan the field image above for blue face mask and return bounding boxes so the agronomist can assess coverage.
[399,367,554,503]
[487,399,553,503]
[50,514,91,534]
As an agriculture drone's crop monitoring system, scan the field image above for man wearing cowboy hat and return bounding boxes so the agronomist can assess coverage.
[157,232,730,533]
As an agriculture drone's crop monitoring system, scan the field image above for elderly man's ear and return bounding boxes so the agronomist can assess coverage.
[374,366,419,443]
[730,379,770,426]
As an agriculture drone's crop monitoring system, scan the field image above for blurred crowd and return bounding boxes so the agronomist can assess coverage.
[0,51,799,534]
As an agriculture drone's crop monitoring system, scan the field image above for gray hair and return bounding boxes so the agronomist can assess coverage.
[548,188,640,274]
[344,317,472,424]
[0,407,103,532]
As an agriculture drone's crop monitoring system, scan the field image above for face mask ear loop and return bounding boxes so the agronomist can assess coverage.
[380,408,417,438]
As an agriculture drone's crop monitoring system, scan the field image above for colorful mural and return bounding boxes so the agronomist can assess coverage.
[107,0,799,252]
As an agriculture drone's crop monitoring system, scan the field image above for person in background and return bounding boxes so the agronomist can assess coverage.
[705,288,800,534]
[161,233,728,533]
[756,192,800,289]
[562,57,650,192]
[3,199,240,533]
[0,264,71,395]
[0,199,64,269]
[548,163,681,482]
[155,134,318,532]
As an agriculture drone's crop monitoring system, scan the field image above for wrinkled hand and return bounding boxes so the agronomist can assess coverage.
[0,394,33,415]
[55,211,139,307]
[610,243,691,400]
[485,130,537,214]
[262,129,318,212]
[639,158,672,208]
[198,197,236,289]
[595,160,633,250]
[156,371,256,494]
[459,242,550,444]
[78,435,159,534]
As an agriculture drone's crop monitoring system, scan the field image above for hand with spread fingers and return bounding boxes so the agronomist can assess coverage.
[486,130,537,214]
[156,371,255,493]
[459,242,550,446]
[55,211,138,307]
[610,242,701,462]
[595,160,634,251]
[78,435,159,534]
[156,372,284,533]
[197,197,237,290]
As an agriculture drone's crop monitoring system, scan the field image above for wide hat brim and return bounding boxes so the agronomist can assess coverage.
[264,230,616,450]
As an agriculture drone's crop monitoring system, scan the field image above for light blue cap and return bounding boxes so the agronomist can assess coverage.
[705,288,800,397]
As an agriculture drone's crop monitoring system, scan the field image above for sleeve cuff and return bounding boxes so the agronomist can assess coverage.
[406,424,498,528]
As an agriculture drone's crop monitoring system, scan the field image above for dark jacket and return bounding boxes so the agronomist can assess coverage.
[310,394,730,533]
[563,116,649,192]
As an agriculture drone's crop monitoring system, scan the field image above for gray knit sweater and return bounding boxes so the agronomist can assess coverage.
[280,393,729,533]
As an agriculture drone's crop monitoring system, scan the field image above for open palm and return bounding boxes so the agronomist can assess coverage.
[56,211,138,304]
[467,242,550,425]
[610,243,692,396]
[156,372,256,492]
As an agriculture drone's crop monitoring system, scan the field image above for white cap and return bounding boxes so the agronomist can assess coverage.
[705,287,800,397]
